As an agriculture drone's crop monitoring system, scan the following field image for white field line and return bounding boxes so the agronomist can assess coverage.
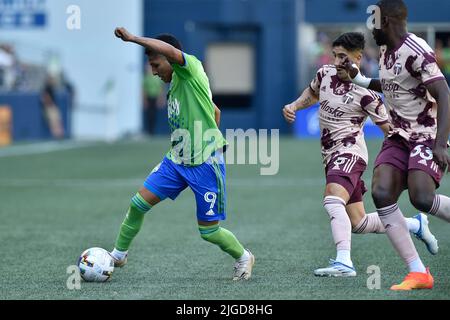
[0,141,97,158]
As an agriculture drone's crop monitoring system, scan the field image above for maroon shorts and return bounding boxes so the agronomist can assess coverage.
[325,153,368,204]
[374,135,443,187]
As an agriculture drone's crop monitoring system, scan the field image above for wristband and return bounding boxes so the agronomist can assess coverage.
[350,64,372,88]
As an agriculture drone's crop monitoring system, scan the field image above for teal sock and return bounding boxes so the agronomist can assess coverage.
[114,193,152,251]
[199,224,245,259]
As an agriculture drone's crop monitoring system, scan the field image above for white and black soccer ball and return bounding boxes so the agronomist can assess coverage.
[77,247,114,282]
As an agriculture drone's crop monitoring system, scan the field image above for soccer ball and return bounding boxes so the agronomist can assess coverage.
[77,247,114,282]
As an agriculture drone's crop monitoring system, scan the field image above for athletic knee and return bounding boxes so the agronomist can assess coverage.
[350,215,364,231]
[137,187,161,207]
[130,193,153,213]
[371,184,394,207]
[200,232,212,241]
[199,224,220,241]
[409,192,434,212]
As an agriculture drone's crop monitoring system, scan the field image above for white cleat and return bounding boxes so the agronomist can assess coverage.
[233,249,255,281]
[413,213,439,255]
[109,252,128,268]
[314,259,356,277]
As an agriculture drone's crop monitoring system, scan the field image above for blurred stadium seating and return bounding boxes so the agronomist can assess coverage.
[0,0,449,144]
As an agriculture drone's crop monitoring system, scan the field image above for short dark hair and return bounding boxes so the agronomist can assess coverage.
[332,32,365,51]
[377,0,408,20]
[145,33,182,56]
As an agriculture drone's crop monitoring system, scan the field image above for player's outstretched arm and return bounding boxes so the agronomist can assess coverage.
[336,61,382,92]
[282,87,319,123]
[367,79,382,92]
[427,79,450,171]
[114,27,184,65]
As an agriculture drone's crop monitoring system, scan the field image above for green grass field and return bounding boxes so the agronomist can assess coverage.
[1,137,449,300]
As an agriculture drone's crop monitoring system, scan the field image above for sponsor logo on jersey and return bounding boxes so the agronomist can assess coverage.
[381,79,400,92]
[168,97,180,117]
[320,100,344,118]
[342,93,354,104]
[394,62,402,76]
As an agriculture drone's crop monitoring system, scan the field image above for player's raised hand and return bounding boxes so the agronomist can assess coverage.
[114,27,135,42]
[282,104,297,124]
[336,58,359,81]
[336,64,350,81]
[432,145,450,173]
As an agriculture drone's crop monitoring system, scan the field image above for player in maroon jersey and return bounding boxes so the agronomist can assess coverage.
[339,0,450,290]
[283,32,437,277]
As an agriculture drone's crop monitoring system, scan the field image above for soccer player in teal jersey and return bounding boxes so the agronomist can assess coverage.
[110,27,255,280]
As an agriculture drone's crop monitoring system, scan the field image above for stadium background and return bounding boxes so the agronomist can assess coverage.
[1,0,450,300]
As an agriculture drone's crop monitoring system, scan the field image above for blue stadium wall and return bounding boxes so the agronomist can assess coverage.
[144,0,298,134]
[0,93,72,141]
[145,0,450,136]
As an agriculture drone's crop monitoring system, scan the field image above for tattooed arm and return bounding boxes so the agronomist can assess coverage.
[282,87,319,124]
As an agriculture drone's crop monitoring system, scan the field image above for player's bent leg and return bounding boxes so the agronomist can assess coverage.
[188,156,254,280]
[347,202,386,234]
[110,189,161,267]
[407,170,440,254]
[139,186,163,206]
[345,178,386,234]
[429,194,450,223]
[346,201,365,229]
[372,165,428,280]
[324,182,350,202]
[111,157,187,267]
[348,202,438,254]
[317,185,355,280]
[410,213,439,255]
[408,170,436,213]
[408,144,450,223]
[198,221,254,281]
[324,183,351,256]
[316,183,355,276]
[409,169,450,223]
[371,164,405,208]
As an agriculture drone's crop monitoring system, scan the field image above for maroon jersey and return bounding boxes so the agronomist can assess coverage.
[379,33,445,143]
[310,65,388,165]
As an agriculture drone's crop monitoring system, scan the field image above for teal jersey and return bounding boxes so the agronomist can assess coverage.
[166,53,227,165]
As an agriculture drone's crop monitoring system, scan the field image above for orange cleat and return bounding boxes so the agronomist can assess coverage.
[390,268,434,291]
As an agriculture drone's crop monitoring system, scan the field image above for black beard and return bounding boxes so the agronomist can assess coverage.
[374,33,387,46]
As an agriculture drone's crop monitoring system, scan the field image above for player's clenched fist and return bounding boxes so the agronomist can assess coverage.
[282,104,297,124]
[432,145,450,173]
[114,27,135,42]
